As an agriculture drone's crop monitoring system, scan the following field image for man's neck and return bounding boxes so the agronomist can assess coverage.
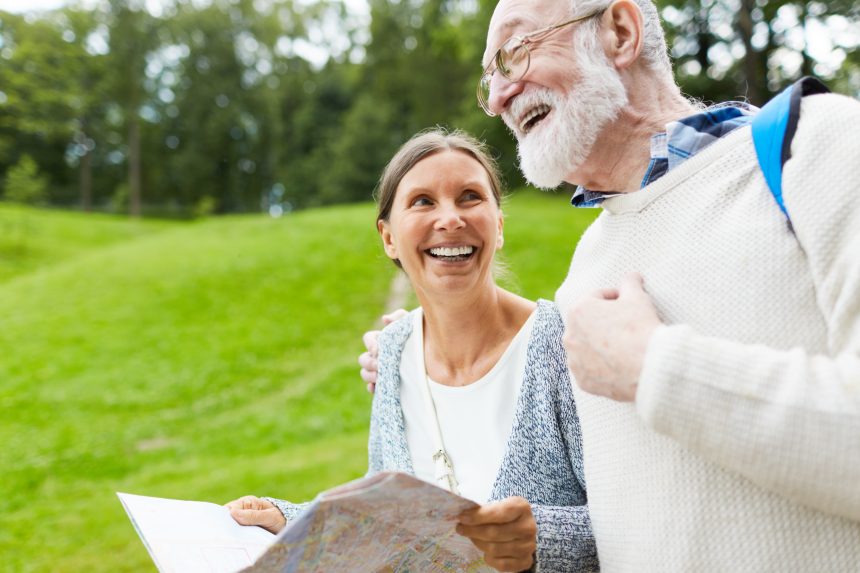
[571,77,698,193]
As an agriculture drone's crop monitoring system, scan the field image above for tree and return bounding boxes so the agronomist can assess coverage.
[106,0,158,217]
[4,154,47,205]
[658,0,860,105]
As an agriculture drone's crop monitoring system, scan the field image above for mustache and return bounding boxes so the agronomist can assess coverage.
[503,89,560,134]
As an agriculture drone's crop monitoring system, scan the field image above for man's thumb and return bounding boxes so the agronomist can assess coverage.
[619,272,645,296]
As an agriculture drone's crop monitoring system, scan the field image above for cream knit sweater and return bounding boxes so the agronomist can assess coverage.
[556,93,860,572]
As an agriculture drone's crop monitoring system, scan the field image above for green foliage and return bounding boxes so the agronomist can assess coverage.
[3,154,47,205]
[0,192,597,571]
[0,1,856,212]
[657,0,860,105]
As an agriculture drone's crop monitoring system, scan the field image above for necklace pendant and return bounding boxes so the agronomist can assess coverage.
[433,450,460,495]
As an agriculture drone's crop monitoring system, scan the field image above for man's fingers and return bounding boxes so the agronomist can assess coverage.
[382,308,408,325]
[362,330,380,356]
[597,287,620,300]
[619,271,645,295]
[358,352,377,375]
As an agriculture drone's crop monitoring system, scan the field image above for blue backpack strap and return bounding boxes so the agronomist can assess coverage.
[751,77,830,220]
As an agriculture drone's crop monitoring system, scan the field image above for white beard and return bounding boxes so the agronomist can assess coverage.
[505,43,629,189]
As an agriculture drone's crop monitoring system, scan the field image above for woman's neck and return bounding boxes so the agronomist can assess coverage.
[418,285,535,387]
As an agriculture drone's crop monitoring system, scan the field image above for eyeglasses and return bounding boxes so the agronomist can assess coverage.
[476,10,604,117]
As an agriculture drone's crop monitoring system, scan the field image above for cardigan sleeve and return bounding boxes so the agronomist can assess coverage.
[261,497,312,523]
[635,93,860,522]
[531,505,597,573]
[531,303,598,572]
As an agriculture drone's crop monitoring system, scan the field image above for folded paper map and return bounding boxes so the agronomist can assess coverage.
[119,471,494,573]
[117,492,276,573]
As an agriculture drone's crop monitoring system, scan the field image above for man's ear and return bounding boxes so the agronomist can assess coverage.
[603,0,644,70]
[378,219,398,260]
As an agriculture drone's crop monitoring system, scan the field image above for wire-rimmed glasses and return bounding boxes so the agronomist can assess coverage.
[477,10,604,116]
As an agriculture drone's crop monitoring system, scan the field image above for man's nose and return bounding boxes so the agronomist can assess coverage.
[487,72,524,116]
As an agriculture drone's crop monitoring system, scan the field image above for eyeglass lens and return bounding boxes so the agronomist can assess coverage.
[479,40,530,111]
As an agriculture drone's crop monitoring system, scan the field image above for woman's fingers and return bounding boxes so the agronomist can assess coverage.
[456,497,537,572]
[225,495,272,511]
[225,496,286,534]
[228,506,286,534]
[469,538,536,557]
[484,555,535,573]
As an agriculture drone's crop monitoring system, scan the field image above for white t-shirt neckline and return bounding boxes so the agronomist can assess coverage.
[399,307,537,502]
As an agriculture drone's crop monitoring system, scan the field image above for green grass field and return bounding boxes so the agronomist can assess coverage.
[0,191,598,572]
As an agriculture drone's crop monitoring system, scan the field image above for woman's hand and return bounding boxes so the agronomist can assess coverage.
[456,496,537,572]
[225,495,286,534]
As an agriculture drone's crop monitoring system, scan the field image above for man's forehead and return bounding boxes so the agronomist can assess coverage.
[483,0,565,64]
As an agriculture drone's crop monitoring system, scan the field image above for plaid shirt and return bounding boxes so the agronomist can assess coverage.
[570,102,757,207]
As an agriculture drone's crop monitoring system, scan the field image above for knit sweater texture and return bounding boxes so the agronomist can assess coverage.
[269,300,598,572]
[555,92,860,571]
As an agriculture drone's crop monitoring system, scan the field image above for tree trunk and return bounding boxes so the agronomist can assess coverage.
[799,3,815,78]
[80,144,92,212]
[737,0,766,105]
[128,117,141,218]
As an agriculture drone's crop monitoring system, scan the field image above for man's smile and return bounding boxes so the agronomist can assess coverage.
[520,104,551,134]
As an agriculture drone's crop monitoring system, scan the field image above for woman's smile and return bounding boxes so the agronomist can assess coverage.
[379,149,503,297]
[425,245,478,263]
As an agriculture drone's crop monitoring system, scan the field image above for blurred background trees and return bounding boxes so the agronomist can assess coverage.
[0,0,857,216]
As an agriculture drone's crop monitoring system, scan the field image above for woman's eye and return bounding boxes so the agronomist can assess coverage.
[411,196,433,207]
[462,191,482,202]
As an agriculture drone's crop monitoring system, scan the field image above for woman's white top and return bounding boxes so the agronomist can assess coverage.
[398,308,536,503]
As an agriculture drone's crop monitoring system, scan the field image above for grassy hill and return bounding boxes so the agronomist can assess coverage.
[0,191,598,572]
[0,204,178,284]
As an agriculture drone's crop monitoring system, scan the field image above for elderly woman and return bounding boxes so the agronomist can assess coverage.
[227,129,597,572]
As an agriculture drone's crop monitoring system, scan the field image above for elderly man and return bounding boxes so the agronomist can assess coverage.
[361,0,860,570]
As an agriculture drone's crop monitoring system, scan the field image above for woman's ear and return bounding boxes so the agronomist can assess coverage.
[378,219,398,260]
[604,0,644,70]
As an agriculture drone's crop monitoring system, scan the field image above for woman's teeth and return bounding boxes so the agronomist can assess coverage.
[428,246,474,258]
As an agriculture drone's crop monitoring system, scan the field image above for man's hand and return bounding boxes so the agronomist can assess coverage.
[564,272,662,402]
[456,497,537,573]
[358,309,408,392]
[225,495,286,534]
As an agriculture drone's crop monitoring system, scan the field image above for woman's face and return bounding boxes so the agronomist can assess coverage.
[378,150,503,299]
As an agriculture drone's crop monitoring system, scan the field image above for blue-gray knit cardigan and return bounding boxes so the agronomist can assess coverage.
[267,299,598,572]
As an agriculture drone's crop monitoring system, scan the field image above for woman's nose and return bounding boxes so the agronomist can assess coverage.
[487,72,524,116]
[434,205,466,230]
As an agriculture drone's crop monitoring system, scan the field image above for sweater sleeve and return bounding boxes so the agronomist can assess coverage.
[635,93,860,522]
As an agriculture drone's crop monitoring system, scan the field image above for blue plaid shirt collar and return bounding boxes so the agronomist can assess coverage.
[569,102,758,207]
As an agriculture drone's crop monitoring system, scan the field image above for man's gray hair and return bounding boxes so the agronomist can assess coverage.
[571,0,672,74]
